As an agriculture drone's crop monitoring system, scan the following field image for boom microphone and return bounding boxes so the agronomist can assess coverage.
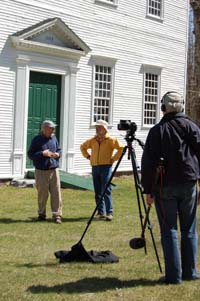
[129,237,146,249]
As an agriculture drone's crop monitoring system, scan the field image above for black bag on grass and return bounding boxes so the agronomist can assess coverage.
[54,242,119,263]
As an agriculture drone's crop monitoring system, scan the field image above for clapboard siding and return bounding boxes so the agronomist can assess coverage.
[0,66,15,176]
[0,0,189,177]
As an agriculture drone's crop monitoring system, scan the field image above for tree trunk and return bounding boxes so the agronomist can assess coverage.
[188,1,200,126]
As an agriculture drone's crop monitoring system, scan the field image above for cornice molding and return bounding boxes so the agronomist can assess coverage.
[11,18,91,60]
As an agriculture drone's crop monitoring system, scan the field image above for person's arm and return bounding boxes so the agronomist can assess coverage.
[51,136,61,159]
[28,137,43,161]
[186,121,200,161]
[111,138,124,162]
[141,126,161,196]
[80,139,92,159]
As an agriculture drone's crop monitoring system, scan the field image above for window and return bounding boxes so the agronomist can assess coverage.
[147,0,163,19]
[93,65,112,123]
[142,67,161,126]
[95,0,118,6]
[91,57,116,124]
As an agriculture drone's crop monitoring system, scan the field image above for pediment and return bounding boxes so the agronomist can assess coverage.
[11,18,91,58]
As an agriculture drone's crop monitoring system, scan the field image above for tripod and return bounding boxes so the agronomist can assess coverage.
[74,130,162,272]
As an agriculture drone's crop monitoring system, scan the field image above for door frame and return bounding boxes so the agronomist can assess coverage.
[13,53,79,177]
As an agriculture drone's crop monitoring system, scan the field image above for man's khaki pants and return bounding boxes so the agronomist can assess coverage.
[35,168,62,218]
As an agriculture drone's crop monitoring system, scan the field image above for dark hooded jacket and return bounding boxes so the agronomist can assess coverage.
[141,112,200,194]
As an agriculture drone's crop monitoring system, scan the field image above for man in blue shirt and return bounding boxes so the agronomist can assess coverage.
[28,120,62,224]
[141,91,200,284]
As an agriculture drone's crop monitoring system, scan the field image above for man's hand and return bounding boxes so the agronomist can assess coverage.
[110,158,114,164]
[146,194,154,207]
[43,150,59,158]
[51,152,60,159]
[43,149,52,157]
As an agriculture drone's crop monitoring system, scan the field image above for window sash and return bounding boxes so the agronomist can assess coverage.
[147,0,162,18]
[92,64,113,123]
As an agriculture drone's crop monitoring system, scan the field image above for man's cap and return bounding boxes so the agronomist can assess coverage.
[95,119,108,130]
[162,91,184,106]
[41,120,57,128]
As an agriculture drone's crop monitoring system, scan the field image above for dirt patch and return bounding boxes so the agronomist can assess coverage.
[0,180,11,186]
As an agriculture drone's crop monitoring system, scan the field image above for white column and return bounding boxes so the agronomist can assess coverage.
[65,65,79,173]
[12,57,29,176]
[59,70,70,171]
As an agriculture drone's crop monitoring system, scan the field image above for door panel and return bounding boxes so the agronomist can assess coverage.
[26,72,61,168]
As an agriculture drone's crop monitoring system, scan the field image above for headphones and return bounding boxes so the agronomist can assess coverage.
[161,91,184,112]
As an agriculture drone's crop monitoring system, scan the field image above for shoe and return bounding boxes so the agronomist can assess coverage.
[95,214,106,219]
[53,217,62,224]
[158,276,166,284]
[37,215,46,221]
[158,276,181,285]
[106,214,113,221]
[183,273,200,281]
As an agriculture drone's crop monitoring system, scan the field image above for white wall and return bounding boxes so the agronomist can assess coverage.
[0,0,189,177]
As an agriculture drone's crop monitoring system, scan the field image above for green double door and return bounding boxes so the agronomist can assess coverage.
[26,71,61,168]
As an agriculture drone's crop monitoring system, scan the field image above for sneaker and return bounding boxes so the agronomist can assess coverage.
[53,217,62,224]
[38,215,46,221]
[95,214,106,219]
[106,214,113,221]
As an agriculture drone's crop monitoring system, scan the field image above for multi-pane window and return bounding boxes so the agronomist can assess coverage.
[143,73,159,126]
[93,65,112,123]
[148,0,162,18]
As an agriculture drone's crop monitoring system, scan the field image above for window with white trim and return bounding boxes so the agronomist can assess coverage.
[95,0,118,6]
[91,58,116,124]
[143,71,160,126]
[147,0,163,19]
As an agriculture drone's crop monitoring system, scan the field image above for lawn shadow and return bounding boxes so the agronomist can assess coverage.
[0,218,34,224]
[27,277,159,294]
[0,217,90,224]
[18,262,58,268]
[61,217,90,222]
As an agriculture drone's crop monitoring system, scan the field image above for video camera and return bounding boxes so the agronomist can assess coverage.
[117,120,137,136]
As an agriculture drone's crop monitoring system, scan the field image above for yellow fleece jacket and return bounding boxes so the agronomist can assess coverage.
[80,133,124,166]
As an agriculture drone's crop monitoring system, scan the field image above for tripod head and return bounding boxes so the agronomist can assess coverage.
[124,132,145,149]
[124,130,136,143]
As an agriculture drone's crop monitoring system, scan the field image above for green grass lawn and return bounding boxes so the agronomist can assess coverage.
[0,176,199,301]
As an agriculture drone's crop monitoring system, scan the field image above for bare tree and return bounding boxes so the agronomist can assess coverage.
[187,1,200,125]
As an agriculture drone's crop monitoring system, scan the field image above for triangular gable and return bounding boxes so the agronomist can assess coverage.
[10,18,91,58]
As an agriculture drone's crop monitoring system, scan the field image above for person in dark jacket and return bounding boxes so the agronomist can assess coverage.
[141,91,200,284]
[28,120,62,224]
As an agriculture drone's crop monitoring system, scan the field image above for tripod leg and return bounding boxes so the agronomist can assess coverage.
[128,144,145,236]
[141,205,151,254]
[141,194,163,273]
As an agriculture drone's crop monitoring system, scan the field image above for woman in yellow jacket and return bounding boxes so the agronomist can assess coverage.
[80,120,124,221]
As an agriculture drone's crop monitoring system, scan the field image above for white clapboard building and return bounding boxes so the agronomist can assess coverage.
[0,0,189,179]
